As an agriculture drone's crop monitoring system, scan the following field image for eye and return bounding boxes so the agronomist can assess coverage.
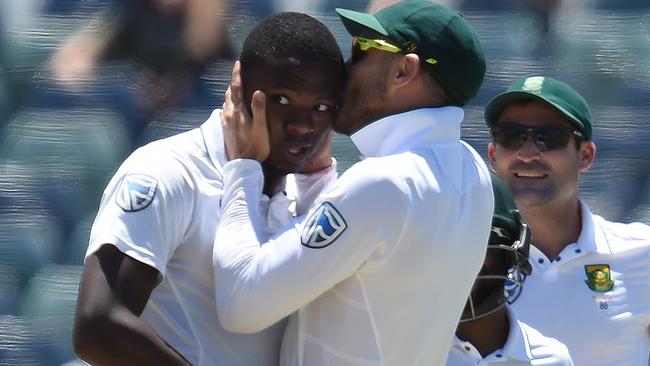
[315,103,331,112]
[272,95,290,105]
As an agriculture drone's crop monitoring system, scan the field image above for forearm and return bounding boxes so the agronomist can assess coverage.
[75,307,191,366]
[213,159,279,332]
[213,160,350,333]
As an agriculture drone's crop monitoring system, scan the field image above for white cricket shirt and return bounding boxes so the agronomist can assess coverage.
[447,307,574,365]
[86,109,337,366]
[510,201,650,366]
[214,107,494,366]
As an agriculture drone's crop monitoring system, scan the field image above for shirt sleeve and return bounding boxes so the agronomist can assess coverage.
[213,158,409,333]
[86,149,194,276]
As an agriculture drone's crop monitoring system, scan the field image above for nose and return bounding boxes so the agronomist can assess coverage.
[516,135,541,163]
[286,111,315,136]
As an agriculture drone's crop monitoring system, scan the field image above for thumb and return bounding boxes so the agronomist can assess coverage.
[250,90,266,125]
[250,90,270,160]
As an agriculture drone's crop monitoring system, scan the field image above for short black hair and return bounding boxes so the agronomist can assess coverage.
[240,12,343,75]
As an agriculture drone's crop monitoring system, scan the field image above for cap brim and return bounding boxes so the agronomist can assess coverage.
[335,8,388,37]
[485,91,584,132]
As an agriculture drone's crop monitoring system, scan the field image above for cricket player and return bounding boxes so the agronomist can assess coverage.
[214,1,494,365]
[487,75,650,365]
[72,13,344,366]
[447,173,574,365]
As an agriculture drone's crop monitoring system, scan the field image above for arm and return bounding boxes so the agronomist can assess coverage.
[213,159,408,333]
[74,244,191,366]
[74,148,194,364]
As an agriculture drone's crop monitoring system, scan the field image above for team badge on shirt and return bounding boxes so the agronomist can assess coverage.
[115,174,158,212]
[300,202,347,249]
[584,264,614,292]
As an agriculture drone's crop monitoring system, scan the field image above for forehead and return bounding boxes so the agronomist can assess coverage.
[496,100,574,129]
[245,58,342,96]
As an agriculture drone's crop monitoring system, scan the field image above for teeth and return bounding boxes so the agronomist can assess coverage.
[288,148,302,154]
[516,172,545,178]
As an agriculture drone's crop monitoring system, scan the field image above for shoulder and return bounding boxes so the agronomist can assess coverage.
[520,321,573,364]
[334,156,411,198]
[593,214,650,247]
[115,129,206,194]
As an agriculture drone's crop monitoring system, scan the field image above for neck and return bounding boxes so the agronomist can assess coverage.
[456,306,510,358]
[261,164,284,197]
[520,199,582,260]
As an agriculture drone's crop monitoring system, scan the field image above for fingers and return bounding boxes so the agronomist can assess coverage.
[250,90,266,125]
[229,61,242,106]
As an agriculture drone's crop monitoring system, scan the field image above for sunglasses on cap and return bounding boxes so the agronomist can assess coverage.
[491,123,584,152]
[350,36,438,65]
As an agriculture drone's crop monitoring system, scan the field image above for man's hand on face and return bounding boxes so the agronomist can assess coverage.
[222,61,270,162]
[298,130,333,174]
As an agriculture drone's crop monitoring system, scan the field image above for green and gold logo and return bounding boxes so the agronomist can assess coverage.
[402,41,417,53]
[522,76,545,94]
[584,264,614,292]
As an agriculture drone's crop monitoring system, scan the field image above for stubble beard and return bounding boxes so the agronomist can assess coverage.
[335,77,388,136]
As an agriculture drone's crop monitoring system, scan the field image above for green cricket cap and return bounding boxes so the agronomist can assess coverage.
[336,0,485,105]
[485,75,593,139]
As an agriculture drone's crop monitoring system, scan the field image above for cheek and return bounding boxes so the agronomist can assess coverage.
[491,147,515,170]
[313,110,336,130]
[265,108,286,147]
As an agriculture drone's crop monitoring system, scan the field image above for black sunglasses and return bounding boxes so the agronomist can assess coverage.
[491,123,584,152]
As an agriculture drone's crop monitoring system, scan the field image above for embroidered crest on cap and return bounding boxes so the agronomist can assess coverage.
[116,174,158,212]
[522,76,545,93]
[301,202,347,249]
[584,264,614,293]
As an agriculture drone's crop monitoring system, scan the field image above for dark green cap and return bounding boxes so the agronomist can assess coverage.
[485,75,593,139]
[336,0,485,105]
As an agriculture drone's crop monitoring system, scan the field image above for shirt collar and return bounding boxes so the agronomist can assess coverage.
[350,107,463,158]
[501,307,533,362]
[201,109,229,169]
[575,200,612,255]
[451,308,530,362]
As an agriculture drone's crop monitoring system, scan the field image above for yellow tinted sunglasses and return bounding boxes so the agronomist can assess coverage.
[354,36,402,54]
[353,36,438,65]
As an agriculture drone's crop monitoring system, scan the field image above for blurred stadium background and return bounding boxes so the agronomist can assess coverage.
[0,0,648,364]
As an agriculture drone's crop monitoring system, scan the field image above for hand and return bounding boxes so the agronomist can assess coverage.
[222,61,270,162]
[298,130,333,174]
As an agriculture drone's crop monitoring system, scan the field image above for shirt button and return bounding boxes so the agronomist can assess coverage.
[496,354,502,358]
[575,249,582,254]
[538,258,544,264]
[556,256,562,261]
[464,346,471,351]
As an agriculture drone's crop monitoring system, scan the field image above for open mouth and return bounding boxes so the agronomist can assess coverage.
[283,143,311,165]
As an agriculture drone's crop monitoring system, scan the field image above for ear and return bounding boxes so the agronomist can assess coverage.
[392,53,420,89]
[488,142,497,170]
[578,141,596,172]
